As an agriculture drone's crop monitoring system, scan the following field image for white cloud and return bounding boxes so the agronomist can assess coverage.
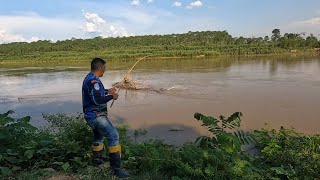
[0,11,133,43]
[30,37,42,42]
[172,2,182,7]
[82,12,106,33]
[300,17,320,25]
[0,29,43,43]
[0,13,79,43]
[110,25,116,32]
[147,0,154,3]
[132,0,140,6]
[276,17,320,37]
[81,11,131,37]
[0,14,79,33]
[191,1,203,7]
[0,29,26,43]
[105,25,130,37]
[187,1,203,9]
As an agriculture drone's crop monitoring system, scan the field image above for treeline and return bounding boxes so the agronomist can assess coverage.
[0,29,319,62]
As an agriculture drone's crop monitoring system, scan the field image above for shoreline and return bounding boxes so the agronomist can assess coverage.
[0,51,319,65]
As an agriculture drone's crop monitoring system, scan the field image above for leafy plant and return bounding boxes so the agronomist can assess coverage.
[1,111,319,180]
[194,112,254,153]
[253,127,320,179]
[0,111,39,176]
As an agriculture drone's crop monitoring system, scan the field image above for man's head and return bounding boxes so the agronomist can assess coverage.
[91,57,106,77]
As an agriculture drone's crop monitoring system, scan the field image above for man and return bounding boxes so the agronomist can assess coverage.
[82,57,129,178]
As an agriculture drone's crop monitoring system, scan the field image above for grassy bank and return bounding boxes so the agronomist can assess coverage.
[1,30,319,64]
[0,50,319,65]
[0,111,319,179]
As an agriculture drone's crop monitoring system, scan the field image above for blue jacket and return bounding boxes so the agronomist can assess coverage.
[82,72,113,120]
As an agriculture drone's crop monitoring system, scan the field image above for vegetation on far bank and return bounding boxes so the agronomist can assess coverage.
[0,29,319,63]
[0,110,319,180]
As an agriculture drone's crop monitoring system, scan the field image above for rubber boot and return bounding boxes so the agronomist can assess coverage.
[108,145,130,179]
[92,143,106,166]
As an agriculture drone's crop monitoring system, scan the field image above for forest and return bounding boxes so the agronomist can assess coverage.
[0,29,319,63]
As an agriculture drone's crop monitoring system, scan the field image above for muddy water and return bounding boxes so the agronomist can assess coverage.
[0,56,319,145]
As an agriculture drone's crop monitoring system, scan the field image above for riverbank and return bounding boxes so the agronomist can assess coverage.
[0,51,319,67]
[1,111,319,179]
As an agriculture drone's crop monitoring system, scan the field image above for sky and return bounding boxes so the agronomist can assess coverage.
[0,0,320,43]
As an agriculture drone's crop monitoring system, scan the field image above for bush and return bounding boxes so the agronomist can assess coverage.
[0,111,319,180]
[253,127,320,179]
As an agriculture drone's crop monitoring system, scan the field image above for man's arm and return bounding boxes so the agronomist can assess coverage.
[105,87,116,95]
[90,82,114,104]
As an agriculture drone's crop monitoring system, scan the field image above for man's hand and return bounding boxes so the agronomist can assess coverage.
[112,93,119,100]
[108,87,117,95]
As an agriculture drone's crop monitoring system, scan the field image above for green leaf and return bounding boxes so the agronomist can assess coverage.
[0,110,14,119]
[52,162,64,165]
[73,157,82,165]
[22,146,34,150]
[195,136,205,145]
[234,130,255,145]
[194,112,204,120]
[18,116,31,124]
[12,166,21,171]
[271,166,289,176]
[37,147,52,155]
[202,116,218,126]
[62,162,70,171]
[204,165,215,176]
[24,150,34,159]
[226,112,242,125]
[4,156,18,163]
[6,150,19,156]
[0,117,14,126]
[0,166,12,176]
[218,133,241,153]
[0,111,15,126]
[0,132,6,140]
[39,140,53,146]
[171,176,182,180]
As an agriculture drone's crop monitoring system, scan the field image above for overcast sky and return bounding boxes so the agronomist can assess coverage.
[1,0,320,43]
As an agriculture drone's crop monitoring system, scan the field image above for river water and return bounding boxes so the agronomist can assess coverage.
[1,56,319,144]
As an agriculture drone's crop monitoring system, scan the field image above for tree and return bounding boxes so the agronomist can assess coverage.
[278,33,305,49]
[271,29,281,42]
[306,34,318,48]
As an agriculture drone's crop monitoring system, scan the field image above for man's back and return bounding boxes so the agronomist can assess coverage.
[82,72,112,121]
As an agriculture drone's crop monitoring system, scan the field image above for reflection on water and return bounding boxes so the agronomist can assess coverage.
[0,56,319,144]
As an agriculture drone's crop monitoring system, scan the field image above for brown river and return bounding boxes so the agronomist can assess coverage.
[0,56,319,144]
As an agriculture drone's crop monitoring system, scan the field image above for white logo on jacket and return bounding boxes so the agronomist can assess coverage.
[94,83,100,90]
